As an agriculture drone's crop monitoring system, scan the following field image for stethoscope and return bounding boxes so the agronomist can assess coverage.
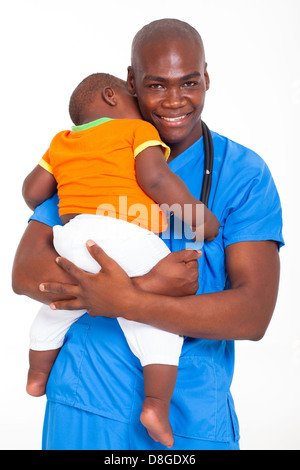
[200,121,214,207]
[169,121,214,247]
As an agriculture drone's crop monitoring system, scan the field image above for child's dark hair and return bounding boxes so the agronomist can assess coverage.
[69,73,127,126]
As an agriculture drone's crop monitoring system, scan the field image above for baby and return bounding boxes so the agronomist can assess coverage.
[23,73,220,448]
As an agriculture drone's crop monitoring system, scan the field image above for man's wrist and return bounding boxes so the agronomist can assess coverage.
[132,271,160,294]
[120,286,146,322]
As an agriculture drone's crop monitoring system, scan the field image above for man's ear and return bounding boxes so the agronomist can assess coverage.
[204,63,210,91]
[127,66,136,95]
[102,87,118,106]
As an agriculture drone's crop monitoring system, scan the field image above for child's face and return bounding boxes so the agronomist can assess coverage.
[127,38,209,148]
[118,89,143,120]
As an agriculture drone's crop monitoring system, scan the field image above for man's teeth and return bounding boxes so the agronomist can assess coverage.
[160,115,187,122]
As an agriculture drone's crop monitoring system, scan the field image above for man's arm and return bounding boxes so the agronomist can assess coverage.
[12,220,76,304]
[41,240,280,341]
[12,220,201,303]
[124,240,280,341]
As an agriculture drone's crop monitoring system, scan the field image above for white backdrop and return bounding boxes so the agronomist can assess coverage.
[1,0,299,450]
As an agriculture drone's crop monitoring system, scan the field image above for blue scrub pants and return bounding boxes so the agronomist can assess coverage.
[42,401,240,451]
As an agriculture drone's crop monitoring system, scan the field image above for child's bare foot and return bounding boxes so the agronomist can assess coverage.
[26,348,60,397]
[140,397,174,448]
[26,368,49,397]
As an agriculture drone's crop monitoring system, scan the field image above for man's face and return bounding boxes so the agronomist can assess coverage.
[128,37,209,153]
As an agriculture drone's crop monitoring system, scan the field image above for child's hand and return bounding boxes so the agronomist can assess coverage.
[204,211,220,242]
[191,211,220,242]
[139,249,202,297]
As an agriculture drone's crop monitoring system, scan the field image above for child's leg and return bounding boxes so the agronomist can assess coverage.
[117,317,183,448]
[27,348,61,397]
[27,304,85,397]
[141,364,178,448]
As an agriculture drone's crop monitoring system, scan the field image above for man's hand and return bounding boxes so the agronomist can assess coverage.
[39,242,202,316]
[40,241,134,316]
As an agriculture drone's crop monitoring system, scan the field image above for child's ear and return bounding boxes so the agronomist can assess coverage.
[102,87,118,106]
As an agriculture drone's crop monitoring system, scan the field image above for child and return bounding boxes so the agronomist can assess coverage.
[23,73,220,448]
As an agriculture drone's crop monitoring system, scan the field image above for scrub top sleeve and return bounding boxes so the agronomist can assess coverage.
[29,193,62,228]
[223,160,284,250]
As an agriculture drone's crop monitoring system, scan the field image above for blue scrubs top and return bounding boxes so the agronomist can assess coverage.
[31,131,284,447]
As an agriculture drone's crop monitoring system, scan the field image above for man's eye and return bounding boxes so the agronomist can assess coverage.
[149,84,164,90]
[183,81,198,87]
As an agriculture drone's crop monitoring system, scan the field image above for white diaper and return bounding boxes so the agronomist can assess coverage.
[30,215,183,366]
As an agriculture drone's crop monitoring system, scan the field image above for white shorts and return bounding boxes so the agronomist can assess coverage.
[30,215,183,367]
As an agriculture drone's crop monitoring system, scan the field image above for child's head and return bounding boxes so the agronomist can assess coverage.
[69,73,141,126]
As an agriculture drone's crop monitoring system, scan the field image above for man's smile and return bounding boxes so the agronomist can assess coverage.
[155,112,193,126]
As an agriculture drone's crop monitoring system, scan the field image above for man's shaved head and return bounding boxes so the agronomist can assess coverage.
[127,18,209,154]
[131,19,205,70]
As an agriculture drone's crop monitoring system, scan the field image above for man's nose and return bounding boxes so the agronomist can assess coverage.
[162,87,186,108]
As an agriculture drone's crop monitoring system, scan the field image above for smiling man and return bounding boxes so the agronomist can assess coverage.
[128,23,209,159]
[12,19,284,450]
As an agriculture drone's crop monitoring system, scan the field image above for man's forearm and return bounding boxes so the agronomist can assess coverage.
[12,222,163,302]
[123,286,267,341]
[31,239,280,343]
[122,241,280,341]
[13,221,200,309]
[12,221,75,304]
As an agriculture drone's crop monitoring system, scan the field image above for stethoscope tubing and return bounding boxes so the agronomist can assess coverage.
[200,121,214,207]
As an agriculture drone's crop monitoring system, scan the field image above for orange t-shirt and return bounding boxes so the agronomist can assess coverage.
[39,118,170,233]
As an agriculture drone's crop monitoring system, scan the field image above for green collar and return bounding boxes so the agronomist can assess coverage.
[72,117,113,132]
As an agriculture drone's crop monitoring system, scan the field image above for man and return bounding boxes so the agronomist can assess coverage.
[12,19,284,450]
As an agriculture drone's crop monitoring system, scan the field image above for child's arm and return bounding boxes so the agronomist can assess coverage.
[22,165,57,211]
[135,146,220,241]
